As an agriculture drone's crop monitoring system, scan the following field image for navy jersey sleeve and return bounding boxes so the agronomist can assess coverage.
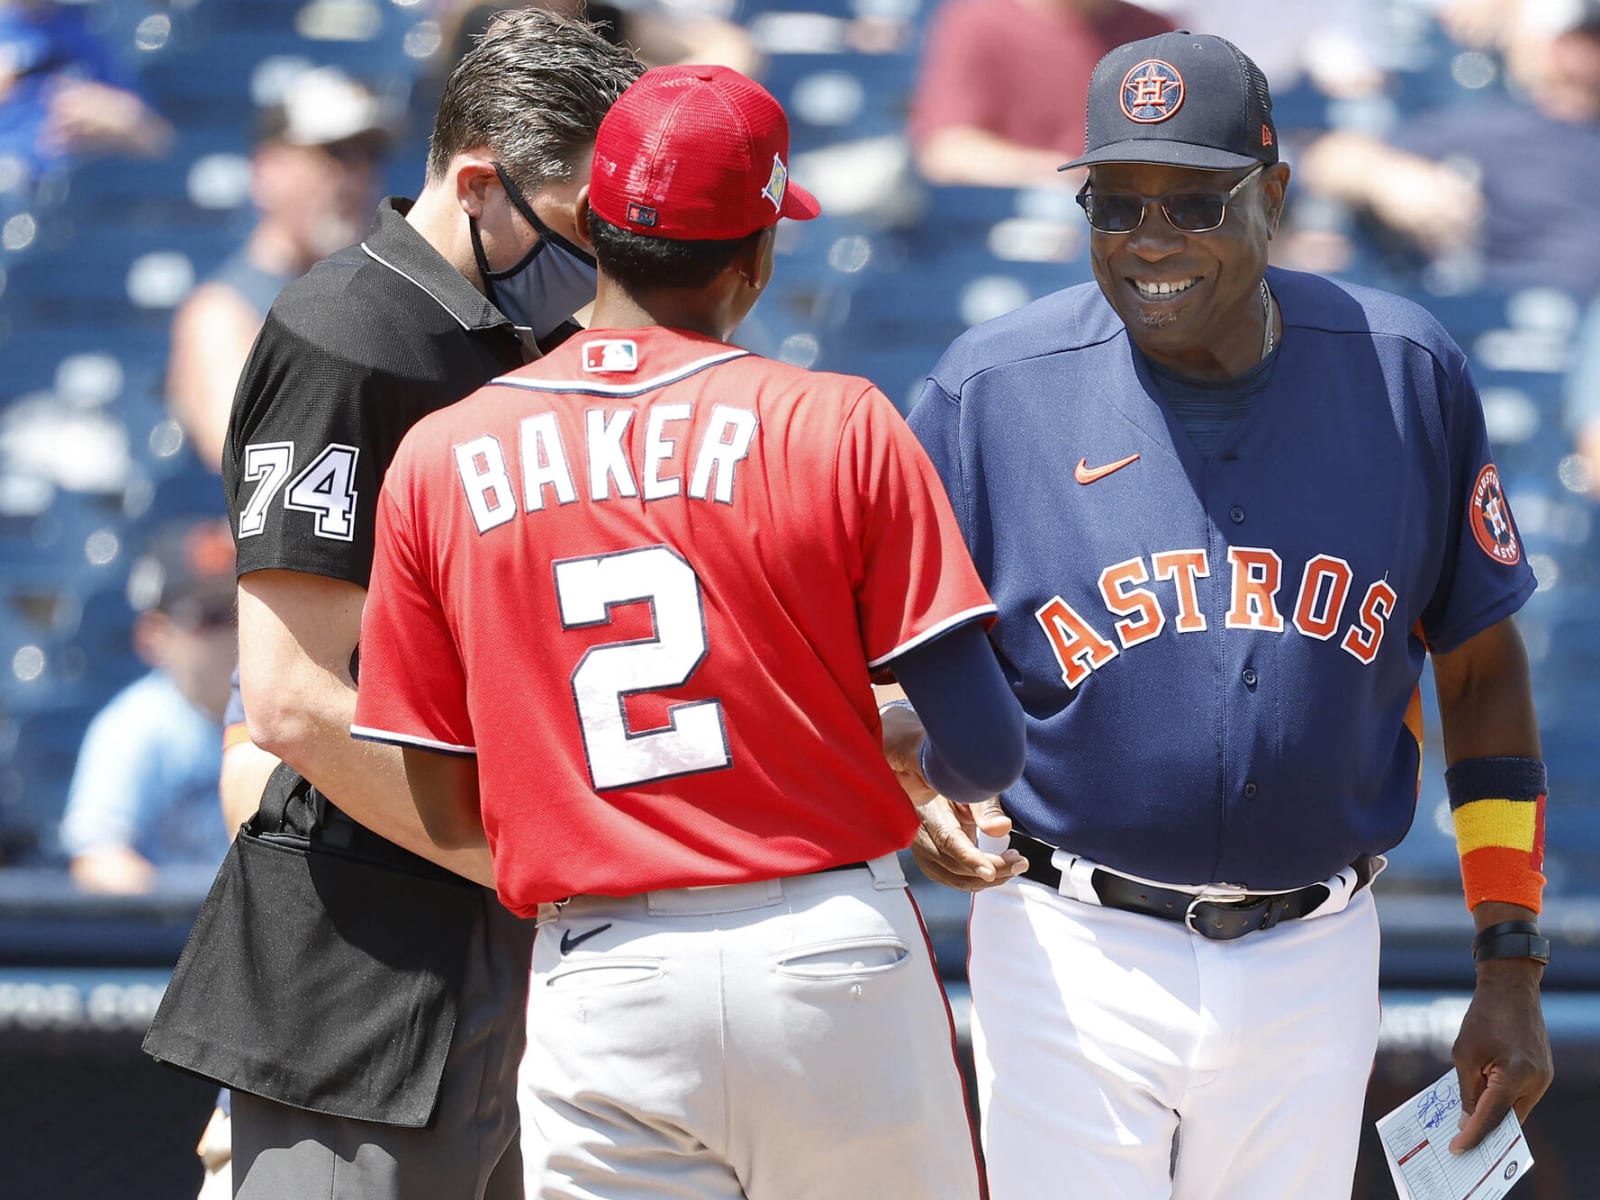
[889,622,1025,803]
[906,378,973,548]
[1418,354,1537,653]
[223,314,413,589]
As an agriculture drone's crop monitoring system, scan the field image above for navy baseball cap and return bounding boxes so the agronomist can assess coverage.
[1060,32,1278,172]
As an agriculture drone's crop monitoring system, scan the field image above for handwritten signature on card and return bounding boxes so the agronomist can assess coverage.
[1417,1079,1462,1132]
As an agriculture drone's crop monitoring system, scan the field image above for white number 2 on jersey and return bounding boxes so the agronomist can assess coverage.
[554,545,732,791]
[238,442,360,542]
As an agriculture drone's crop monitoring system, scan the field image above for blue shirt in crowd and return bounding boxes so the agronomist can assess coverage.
[59,670,229,867]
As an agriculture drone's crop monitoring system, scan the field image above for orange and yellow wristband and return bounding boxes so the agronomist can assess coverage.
[1446,756,1546,913]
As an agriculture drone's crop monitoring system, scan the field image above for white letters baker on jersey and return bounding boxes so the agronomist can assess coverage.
[1037,546,1396,688]
[457,406,759,534]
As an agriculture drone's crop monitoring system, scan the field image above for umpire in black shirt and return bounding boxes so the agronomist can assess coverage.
[143,13,641,1197]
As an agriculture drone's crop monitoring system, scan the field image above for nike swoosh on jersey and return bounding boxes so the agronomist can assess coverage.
[559,923,612,955]
[1074,454,1141,484]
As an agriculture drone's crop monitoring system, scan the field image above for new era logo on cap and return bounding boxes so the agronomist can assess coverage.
[589,65,820,240]
[583,340,639,373]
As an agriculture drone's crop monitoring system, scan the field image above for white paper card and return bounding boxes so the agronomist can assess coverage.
[1376,1069,1533,1200]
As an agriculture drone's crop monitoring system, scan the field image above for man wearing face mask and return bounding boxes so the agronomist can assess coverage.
[141,12,642,1199]
[470,159,601,348]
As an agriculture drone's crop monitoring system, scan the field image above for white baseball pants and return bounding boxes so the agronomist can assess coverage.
[519,854,982,1200]
[970,874,1381,1200]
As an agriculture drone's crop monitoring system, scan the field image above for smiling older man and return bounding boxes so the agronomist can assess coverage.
[891,30,1555,1200]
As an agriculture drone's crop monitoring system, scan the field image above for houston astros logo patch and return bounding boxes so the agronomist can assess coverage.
[583,339,639,373]
[1120,59,1184,124]
[1469,464,1520,565]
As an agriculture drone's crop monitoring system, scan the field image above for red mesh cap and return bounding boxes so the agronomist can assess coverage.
[590,65,821,240]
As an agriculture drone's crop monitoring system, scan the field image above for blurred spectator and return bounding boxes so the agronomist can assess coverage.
[1298,3,1600,295]
[908,0,1172,187]
[59,519,237,895]
[0,0,172,183]
[1433,0,1525,52]
[1136,1,1385,97]
[1565,295,1600,497]
[436,0,759,80]
[167,67,394,472]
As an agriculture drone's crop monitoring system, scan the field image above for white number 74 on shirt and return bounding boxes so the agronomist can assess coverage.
[237,442,360,542]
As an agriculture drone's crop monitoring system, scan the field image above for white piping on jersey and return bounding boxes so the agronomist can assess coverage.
[490,349,750,398]
[360,242,473,332]
[350,723,476,756]
[867,605,999,670]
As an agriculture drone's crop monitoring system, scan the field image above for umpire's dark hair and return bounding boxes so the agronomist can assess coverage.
[427,9,642,192]
[587,208,766,291]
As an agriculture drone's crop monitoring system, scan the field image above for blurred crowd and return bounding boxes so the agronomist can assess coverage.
[1,0,1599,895]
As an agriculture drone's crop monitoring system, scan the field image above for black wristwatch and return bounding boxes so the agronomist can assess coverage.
[1472,920,1551,965]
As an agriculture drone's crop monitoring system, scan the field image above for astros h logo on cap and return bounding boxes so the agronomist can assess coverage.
[589,65,821,241]
[1120,59,1184,124]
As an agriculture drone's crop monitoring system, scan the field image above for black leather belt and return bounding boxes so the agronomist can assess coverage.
[1010,831,1368,942]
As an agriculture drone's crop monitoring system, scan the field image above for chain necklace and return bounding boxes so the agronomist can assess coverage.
[1260,279,1275,361]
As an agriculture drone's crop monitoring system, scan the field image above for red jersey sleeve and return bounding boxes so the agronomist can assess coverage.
[837,386,996,673]
[351,445,475,755]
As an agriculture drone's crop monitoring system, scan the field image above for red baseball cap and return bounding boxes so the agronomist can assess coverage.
[589,65,821,241]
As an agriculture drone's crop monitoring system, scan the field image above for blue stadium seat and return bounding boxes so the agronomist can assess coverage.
[0,703,95,863]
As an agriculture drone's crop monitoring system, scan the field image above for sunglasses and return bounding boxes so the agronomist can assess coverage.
[1075,164,1264,234]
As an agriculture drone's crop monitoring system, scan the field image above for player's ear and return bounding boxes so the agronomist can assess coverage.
[1262,162,1291,238]
[453,151,498,219]
[574,186,593,245]
[738,227,777,292]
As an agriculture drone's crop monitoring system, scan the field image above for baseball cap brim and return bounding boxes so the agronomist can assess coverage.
[780,179,821,223]
[1060,139,1262,172]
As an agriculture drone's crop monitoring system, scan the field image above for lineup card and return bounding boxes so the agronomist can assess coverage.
[1376,1069,1532,1200]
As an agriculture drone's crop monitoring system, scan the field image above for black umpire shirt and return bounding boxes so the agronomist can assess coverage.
[144,199,531,1126]
[224,197,526,584]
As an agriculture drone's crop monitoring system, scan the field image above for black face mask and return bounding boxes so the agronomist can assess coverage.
[470,162,598,341]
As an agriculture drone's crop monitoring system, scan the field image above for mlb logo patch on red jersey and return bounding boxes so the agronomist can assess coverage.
[583,340,639,373]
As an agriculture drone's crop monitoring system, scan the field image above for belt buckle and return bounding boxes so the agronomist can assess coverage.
[1183,888,1251,938]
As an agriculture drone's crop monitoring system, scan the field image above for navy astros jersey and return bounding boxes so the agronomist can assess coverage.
[909,267,1535,891]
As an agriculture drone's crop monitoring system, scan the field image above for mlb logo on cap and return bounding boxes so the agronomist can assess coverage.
[583,339,639,373]
[589,65,821,240]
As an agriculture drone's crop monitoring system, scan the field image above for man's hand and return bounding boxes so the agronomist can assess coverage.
[911,794,1026,891]
[69,845,157,895]
[880,702,1024,890]
[1450,957,1553,1152]
[881,703,937,805]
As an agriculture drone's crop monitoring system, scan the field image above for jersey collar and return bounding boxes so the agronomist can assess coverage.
[359,197,511,333]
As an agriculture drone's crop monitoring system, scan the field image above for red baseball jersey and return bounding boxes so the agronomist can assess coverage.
[353,327,994,913]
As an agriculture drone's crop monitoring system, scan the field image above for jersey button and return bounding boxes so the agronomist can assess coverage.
[1243,781,1259,799]
[1241,668,1257,688]
[1229,505,1245,524]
